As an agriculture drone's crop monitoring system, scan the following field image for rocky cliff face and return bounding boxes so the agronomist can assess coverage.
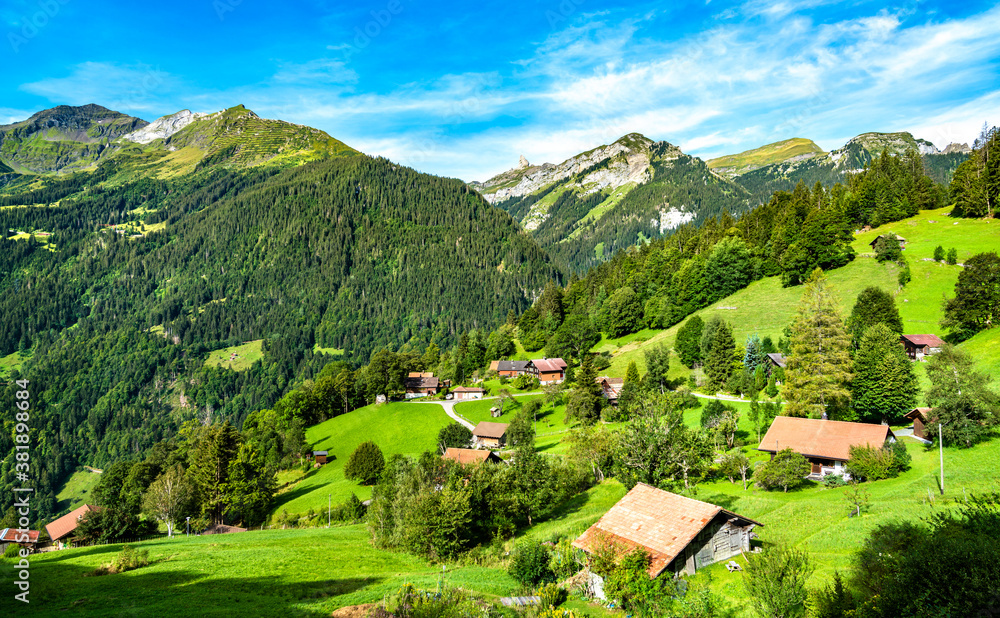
[122,109,208,144]
[471,133,657,205]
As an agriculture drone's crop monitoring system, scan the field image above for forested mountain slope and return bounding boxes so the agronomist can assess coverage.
[0,154,559,521]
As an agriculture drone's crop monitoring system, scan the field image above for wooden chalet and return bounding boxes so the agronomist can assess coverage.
[495,360,537,378]
[472,422,508,448]
[452,386,485,400]
[900,334,946,360]
[904,407,934,440]
[765,353,786,371]
[0,528,40,553]
[573,484,762,583]
[596,377,624,403]
[758,416,895,478]
[312,450,329,465]
[442,448,502,465]
[533,358,567,384]
[869,234,906,250]
[45,504,101,549]
[404,373,440,398]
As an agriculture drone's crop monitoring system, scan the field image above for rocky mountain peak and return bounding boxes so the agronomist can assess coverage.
[517,155,530,169]
[123,109,209,144]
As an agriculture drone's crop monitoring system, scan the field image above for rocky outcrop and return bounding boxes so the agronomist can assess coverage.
[473,133,656,204]
[122,109,208,144]
[943,142,972,154]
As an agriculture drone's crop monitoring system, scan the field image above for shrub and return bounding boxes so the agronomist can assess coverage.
[548,538,583,581]
[344,440,385,485]
[754,448,810,492]
[2,543,20,561]
[508,539,554,587]
[946,247,958,265]
[821,473,848,488]
[846,441,910,482]
[933,245,945,262]
[603,547,676,616]
[874,235,902,262]
[537,583,568,608]
[513,373,539,390]
[93,545,150,576]
[437,423,472,450]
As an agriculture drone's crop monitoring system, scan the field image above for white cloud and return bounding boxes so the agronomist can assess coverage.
[20,62,180,115]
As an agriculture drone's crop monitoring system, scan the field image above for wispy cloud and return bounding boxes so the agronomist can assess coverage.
[20,62,180,114]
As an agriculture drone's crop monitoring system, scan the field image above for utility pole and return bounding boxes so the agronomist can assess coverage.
[939,423,944,495]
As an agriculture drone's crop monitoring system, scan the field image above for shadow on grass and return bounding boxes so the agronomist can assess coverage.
[31,560,381,617]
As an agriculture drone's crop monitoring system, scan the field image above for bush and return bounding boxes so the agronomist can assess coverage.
[874,235,902,262]
[548,538,583,581]
[846,441,910,482]
[946,247,958,265]
[508,539,553,587]
[754,448,810,492]
[344,441,385,485]
[603,547,676,616]
[512,373,539,390]
[437,423,472,450]
[821,473,848,488]
[93,545,150,576]
[933,245,945,262]
[537,583,568,608]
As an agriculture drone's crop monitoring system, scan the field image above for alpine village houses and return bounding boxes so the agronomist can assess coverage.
[489,358,567,384]
[900,334,946,360]
[471,422,508,448]
[404,372,440,398]
[758,416,896,479]
[573,483,762,594]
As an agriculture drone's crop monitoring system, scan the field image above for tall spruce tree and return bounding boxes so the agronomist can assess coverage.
[705,321,737,392]
[784,269,853,418]
[851,323,918,423]
[743,333,768,374]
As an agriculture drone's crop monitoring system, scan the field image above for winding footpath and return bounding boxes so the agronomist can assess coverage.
[408,390,546,431]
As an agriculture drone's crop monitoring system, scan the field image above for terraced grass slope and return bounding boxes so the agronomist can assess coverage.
[597,207,1000,387]
[273,401,452,515]
[707,138,825,178]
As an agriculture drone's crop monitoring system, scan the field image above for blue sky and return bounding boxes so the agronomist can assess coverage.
[2,0,999,180]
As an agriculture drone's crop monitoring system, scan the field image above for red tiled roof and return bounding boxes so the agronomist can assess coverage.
[533,358,567,372]
[573,484,762,577]
[901,334,946,347]
[472,421,508,438]
[442,448,500,465]
[0,528,39,543]
[758,416,894,461]
[45,504,101,541]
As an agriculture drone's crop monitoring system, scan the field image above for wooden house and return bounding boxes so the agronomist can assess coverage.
[765,353,786,372]
[573,483,761,584]
[472,422,508,448]
[533,358,567,384]
[900,334,945,360]
[45,504,101,549]
[404,374,440,398]
[495,360,537,378]
[758,416,895,478]
[0,528,40,553]
[452,386,485,400]
[596,377,624,403]
[442,448,502,465]
[312,450,329,465]
[904,407,934,440]
[869,234,906,251]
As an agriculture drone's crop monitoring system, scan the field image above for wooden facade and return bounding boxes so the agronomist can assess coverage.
[667,514,756,575]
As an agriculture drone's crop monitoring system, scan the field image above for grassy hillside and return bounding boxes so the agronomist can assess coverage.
[54,469,103,514]
[273,401,452,515]
[18,526,518,617]
[707,138,825,177]
[598,206,1000,386]
[203,340,264,372]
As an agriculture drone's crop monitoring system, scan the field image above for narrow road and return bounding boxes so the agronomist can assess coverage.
[408,389,546,431]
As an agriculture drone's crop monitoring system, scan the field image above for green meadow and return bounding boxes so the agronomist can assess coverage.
[54,469,103,514]
[202,340,265,372]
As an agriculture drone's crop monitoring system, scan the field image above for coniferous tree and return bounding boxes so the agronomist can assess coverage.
[942,252,1000,339]
[743,333,768,374]
[704,321,736,393]
[851,323,918,423]
[784,269,853,418]
[565,354,603,424]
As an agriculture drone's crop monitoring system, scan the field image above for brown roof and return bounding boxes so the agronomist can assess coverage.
[573,483,762,577]
[45,504,100,541]
[758,416,894,461]
[901,334,946,347]
[408,372,434,378]
[472,421,508,438]
[405,376,439,389]
[869,234,906,246]
[442,448,501,465]
[453,386,485,393]
[533,358,567,372]
[489,360,501,371]
[0,528,39,543]
[766,353,787,368]
[905,407,933,421]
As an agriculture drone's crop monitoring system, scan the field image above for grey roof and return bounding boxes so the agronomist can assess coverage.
[313,451,328,456]
[497,360,533,372]
[766,353,787,368]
